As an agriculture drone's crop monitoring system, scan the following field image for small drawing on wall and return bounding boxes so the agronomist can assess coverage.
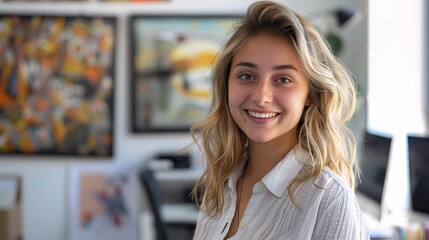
[68,163,140,240]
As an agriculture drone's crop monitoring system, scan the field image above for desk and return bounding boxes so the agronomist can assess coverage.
[141,166,201,240]
[154,168,203,183]
[356,192,429,240]
[356,192,397,239]
[162,204,199,224]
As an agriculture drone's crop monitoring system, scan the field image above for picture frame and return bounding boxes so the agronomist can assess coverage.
[0,14,116,157]
[130,15,239,132]
[100,0,169,2]
[68,163,141,240]
[3,0,89,2]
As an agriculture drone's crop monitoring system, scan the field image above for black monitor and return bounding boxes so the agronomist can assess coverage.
[407,135,429,215]
[357,132,392,204]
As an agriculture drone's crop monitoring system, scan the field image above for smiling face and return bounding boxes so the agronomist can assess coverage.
[228,32,310,146]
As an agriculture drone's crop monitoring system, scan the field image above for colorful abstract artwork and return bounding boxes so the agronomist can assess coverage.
[131,15,239,132]
[101,0,168,2]
[0,15,116,156]
[68,164,140,240]
[3,0,88,2]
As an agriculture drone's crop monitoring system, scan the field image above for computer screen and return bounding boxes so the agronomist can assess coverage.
[357,132,392,204]
[407,135,429,215]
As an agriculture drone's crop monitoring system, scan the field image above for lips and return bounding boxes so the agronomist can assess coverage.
[247,110,279,119]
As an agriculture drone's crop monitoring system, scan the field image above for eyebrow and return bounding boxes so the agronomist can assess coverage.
[234,61,299,72]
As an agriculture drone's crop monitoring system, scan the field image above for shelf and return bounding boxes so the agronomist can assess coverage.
[154,167,203,182]
[161,203,199,224]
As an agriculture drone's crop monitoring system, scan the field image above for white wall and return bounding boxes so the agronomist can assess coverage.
[367,0,427,226]
[0,1,366,239]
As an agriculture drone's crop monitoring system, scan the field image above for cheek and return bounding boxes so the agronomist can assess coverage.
[228,94,240,115]
[228,87,247,122]
[278,92,308,112]
[228,85,242,107]
[228,89,237,117]
[228,90,234,109]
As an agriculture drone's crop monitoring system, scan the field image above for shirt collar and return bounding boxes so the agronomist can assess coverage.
[225,145,311,197]
[261,145,310,198]
[226,159,248,190]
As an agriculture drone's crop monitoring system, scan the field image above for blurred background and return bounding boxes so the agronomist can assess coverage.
[0,0,427,240]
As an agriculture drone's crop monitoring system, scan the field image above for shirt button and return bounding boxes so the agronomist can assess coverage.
[239,222,246,229]
[259,183,265,189]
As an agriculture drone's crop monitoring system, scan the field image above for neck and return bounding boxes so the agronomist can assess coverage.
[247,136,297,181]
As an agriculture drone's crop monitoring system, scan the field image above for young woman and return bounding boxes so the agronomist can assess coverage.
[191,1,369,239]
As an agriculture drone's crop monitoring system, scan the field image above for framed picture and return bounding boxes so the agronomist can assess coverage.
[0,14,116,157]
[68,163,140,240]
[101,0,168,2]
[3,0,89,2]
[130,15,239,132]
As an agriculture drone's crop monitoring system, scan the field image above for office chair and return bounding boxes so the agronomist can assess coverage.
[139,168,170,240]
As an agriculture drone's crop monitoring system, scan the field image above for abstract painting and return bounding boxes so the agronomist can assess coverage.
[130,15,239,132]
[0,15,116,156]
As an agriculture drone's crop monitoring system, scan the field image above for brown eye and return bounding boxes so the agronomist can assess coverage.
[275,77,292,84]
[239,73,254,81]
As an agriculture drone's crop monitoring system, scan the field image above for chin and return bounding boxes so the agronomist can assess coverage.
[247,134,276,144]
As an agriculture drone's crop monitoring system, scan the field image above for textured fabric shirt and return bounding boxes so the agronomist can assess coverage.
[193,146,370,240]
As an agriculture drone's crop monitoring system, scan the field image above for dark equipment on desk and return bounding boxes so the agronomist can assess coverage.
[408,135,429,215]
[357,132,392,206]
[155,153,191,169]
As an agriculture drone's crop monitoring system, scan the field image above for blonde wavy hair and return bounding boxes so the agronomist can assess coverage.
[191,0,358,216]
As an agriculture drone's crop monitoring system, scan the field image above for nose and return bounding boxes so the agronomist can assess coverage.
[251,80,273,105]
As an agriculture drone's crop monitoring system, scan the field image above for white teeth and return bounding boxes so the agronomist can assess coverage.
[248,110,278,119]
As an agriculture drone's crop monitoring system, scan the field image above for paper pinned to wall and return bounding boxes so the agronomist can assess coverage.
[68,163,142,240]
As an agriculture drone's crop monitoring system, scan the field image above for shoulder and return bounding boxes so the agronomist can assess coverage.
[291,165,359,213]
[311,168,368,230]
[293,145,354,199]
[310,168,370,239]
[313,167,357,210]
[316,167,353,194]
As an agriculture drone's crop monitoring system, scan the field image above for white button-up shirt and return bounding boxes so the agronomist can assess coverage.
[193,146,370,240]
